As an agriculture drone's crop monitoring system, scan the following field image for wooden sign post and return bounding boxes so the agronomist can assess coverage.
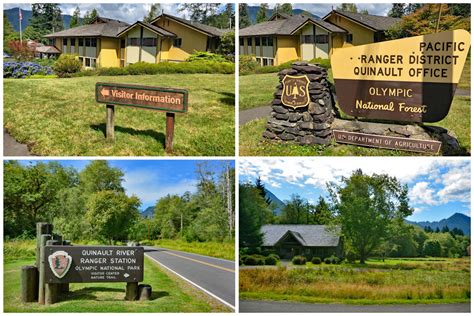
[95,82,188,153]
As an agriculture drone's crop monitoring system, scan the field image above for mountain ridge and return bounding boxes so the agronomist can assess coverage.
[407,212,470,235]
[5,7,80,32]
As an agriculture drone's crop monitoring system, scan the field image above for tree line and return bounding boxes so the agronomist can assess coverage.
[4,161,234,244]
[240,169,470,263]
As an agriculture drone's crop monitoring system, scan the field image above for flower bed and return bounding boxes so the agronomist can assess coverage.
[4,61,53,78]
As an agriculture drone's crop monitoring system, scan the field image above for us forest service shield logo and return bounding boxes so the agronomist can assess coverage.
[48,251,72,279]
[281,75,310,109]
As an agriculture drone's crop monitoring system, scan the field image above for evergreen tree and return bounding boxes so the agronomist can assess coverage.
[144,4,161,23]
[280,3,293,15]
[312,196,332,224]
[388,3,406,18]
[336,3,358,13]
[256,3,269,23]
[83,8,99,25]
[405,4,423,14]
[239,3,251,28]
[4,13,15,38]
[448,4,470,17]
[178,3,220,23]
[441,225,450,233]
[28,4,64,41]
[239,183,268,249]
[69,7,81,28]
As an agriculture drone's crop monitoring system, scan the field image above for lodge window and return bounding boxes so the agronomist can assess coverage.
[85,38,90,46]
[346,34,353,43]
[49,39,54,46]
[142,38,157,47]
[90,38,97,47]
[255,37,260,46]
[79,38,84,46]
[239,38,244,46]
[127,38,140,46]
[120,39,125,48]
[173,38,182,48]
[302,35,313,44]
[316,35,329,44]
[84,57,96,68]
[70,38,76,46]
[374,31,385,42]
[267,37,273,46]
[247,37,252,46]
[262,37,267,46]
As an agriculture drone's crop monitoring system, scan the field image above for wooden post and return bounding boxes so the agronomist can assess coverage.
[38,234,51,305]
[165,112,175,153]
[45,240,61,305]
[137,284,152,301]
[125,282,138,301]
[36,223,53,269]
[106,104,115,141]
[21,266,38,302]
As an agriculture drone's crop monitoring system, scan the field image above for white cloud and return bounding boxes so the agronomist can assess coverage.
[409,182,437,206]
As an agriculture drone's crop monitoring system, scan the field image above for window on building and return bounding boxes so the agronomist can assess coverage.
[85,38,91,46]
[346,34,353,43]
[374,32,385,42]
[142,38,157,47]
[316,35,329,44]
[90,38,97,47]
[127,38,140,46]
[63,39,67,46]
[49,39,55,46]
[85,58,91,67]
[70,38,76,46]
[268,37,273,46]
[120,39,125,48]
[239,38,244,46]
[173,38,182,48]
[247,37,252,46]
[79,38,84,46]
[256,57,262,64]
[302,35,314,44]
[262,37,267,46]
[255,37,260,46]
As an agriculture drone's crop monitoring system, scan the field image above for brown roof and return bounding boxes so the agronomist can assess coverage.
[322,10,401,31]
[151,13,229,37]
[117,21,176,37]
[44,17,129,38]
[240,14,346,37]
[35,45,61,54]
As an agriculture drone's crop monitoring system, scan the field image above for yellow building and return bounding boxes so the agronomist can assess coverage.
[44,14,229,68]
[239,11,400,66]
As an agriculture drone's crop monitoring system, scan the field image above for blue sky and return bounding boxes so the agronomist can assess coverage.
[4,3,234,24]
[16,159,234,210]
[239,158,471,222]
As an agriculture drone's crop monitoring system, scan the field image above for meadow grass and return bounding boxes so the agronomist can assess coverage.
[239,96,470,156]
[459,55,470,89]
[4,74,234,156]
[239,258,470,305]
[148,239,235,261]
[4,256,225,312]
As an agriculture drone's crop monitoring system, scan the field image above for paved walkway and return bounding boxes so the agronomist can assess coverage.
[239,89,471,126]
[240,300,471,313]
[4,129,31,156]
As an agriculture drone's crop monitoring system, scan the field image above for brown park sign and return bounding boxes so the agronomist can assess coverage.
[44,246,144,284]
[333,130,441,154]
[96,82,188,113]
[331,30,471,122]
[281,75,310,109]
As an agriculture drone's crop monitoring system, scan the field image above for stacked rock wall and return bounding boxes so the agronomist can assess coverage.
[263,62,335,145]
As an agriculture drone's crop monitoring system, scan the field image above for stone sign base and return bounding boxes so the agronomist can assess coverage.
[331,119,463,155]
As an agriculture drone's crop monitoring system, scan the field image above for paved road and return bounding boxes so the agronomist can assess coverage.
[144,247,235,310]
[240,300,471,313]
[239,89,471,126]
[4,129,31,156]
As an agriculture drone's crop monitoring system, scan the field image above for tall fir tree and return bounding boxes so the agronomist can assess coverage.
[144,4,161,23]
[388,3,406,18]
[256,3,269,23]
[239,3,251,28]
[69,7,81,28]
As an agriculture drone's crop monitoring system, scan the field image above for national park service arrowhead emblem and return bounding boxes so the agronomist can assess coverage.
[48,250,72,279]
[281,75,310,109]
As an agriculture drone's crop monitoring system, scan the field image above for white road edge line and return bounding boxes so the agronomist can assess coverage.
[145,253,235,310]
[147,246,234,263]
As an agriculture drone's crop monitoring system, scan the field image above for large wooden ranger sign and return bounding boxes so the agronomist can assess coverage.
[331,30,471,153]
[96,82,188,153]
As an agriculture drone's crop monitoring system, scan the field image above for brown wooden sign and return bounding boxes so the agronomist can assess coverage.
[331,30,471,123]
[281,75,310,109]
[95,82,188,152]
[333,130,441,154]
[96,82,188,113]
[44,246,144,284]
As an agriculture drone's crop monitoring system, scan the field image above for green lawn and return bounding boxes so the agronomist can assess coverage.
[459,55,470,89]
[4,74,234,156]
[4,257,226,312]
[240,257,470,305]
[239,96,470,156]
[147,239,235,261]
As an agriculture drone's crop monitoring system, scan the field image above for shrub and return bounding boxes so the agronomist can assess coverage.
[292,255,307,265]
[186,51,228,63]
[308,57,331,69]
[97,67,128,76]
[239,55,260,73]
[52,54,82,78]
[423,239,443,257]
[324,257,332,264]
[124,61,234,75]
[3,61,53,78]
[311,257,322,264]
[8,40,34,60]
[264,255,278,265]
[242,254,265,266]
